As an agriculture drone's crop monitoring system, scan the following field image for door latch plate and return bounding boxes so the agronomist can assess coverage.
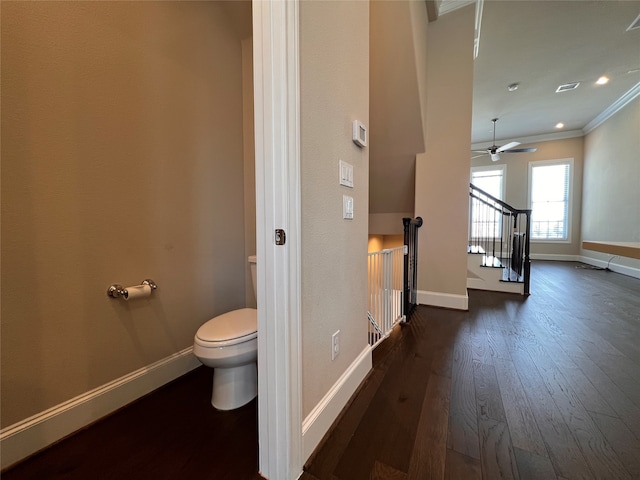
[275,229,286,246]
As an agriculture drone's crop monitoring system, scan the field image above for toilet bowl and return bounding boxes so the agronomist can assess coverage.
[193,256,258,410]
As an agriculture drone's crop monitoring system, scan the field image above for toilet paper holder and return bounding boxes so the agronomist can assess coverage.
[107,279,157,299]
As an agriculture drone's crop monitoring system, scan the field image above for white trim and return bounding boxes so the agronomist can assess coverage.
[530,253,579,262]
[0,348,199,470]
[579,255,640,280]
[417,290,469,311]
[466,277,524,294]
[470,163,506,199]
[528,158,574,243]
[473,0,484,59]
[470,82,640,147]
[253,0,303,478]
[301,346,372,462]
[438,0,475,16]
[583,81,640,134]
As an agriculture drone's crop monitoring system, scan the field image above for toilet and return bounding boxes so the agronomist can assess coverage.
[193,255,258,410]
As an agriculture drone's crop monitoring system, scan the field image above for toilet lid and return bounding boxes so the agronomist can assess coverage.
[196,308,257,345]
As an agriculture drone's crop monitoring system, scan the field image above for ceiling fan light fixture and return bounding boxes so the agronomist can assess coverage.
[627,12,640,31]
[490,153,500,162]
[596,76,609,85]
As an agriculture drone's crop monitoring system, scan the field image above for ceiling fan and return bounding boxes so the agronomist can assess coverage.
[472,118,537,161]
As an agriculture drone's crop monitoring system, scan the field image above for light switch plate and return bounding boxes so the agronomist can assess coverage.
[339,160,353,188]
[343,195,354,219]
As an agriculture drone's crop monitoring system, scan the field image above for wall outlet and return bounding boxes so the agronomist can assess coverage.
[332,330,340,360]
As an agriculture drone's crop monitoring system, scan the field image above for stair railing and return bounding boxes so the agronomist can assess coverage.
[403,216,423,318]
[469,183,531,295]
[368,246,405,347]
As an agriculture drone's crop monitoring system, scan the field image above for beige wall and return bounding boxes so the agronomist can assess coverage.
[367,234,404,253]
[368,212,414,235]
[581,99,640,269]
[368,1,425,225]
[300,0,370,417]
[242,37,257,308]
[414,5,475,298]
[471,136,584,256]
[1,2,251,427]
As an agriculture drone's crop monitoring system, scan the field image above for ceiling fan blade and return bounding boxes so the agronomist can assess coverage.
[507,148,537,153]
[471,154,487,159]
[497,141,521,153]
[472,150,488,153]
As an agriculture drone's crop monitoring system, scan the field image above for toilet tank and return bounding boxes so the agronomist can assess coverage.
[248,255,257,300]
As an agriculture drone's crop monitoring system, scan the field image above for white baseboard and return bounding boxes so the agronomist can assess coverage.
[417,290,469,311]
[530,253,579,262]
[579,255,640,280]
[466,277,524,294]
[301,346,372,463]
[0,347,201,470]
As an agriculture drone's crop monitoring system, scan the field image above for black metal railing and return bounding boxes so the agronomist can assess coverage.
[403,216,423,318]
[469,183,531,295]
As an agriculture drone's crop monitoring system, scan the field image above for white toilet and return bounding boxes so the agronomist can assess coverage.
[193,255,258,410]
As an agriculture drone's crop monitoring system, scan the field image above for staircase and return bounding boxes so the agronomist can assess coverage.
[467,184,531,295]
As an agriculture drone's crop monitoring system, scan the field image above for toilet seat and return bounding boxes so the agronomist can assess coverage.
[195,308,257,348]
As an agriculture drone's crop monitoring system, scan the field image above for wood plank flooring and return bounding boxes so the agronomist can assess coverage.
[1,366,262,480]
[3,261,638,479]
[304,261,640,479]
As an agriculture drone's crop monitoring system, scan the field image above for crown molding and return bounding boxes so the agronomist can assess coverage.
[582,81,640,135]
[438,0,475,16]
[471,129,584,150]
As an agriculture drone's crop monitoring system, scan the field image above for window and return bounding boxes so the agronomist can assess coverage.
[471,166,505,199]
[470,166,505,238]
[529,159,572,241]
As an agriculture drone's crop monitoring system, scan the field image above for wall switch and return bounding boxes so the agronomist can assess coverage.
[332,330,340,360]
[339,160,354,188]
[343,195,354,219]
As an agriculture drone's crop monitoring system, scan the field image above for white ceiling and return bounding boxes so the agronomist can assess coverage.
[444,0,640,148]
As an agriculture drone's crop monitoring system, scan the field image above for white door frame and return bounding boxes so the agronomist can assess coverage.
[253,1,303,478]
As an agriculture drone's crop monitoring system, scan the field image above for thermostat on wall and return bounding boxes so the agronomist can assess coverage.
[352,120,367,148]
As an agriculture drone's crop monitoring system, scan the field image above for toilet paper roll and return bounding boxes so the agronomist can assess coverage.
[124,284,152,301]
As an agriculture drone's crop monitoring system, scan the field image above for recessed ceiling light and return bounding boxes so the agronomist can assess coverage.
[555,123,565,129]
[596,76,609,85]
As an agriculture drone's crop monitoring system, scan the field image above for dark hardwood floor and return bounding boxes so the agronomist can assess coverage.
[304,261,640,480]
[4,261,639,480]
[2,367,261,480]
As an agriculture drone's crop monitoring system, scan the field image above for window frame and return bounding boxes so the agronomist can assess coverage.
[469,164,506,240]
[471,164,507,200]
[527,158,573,243]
